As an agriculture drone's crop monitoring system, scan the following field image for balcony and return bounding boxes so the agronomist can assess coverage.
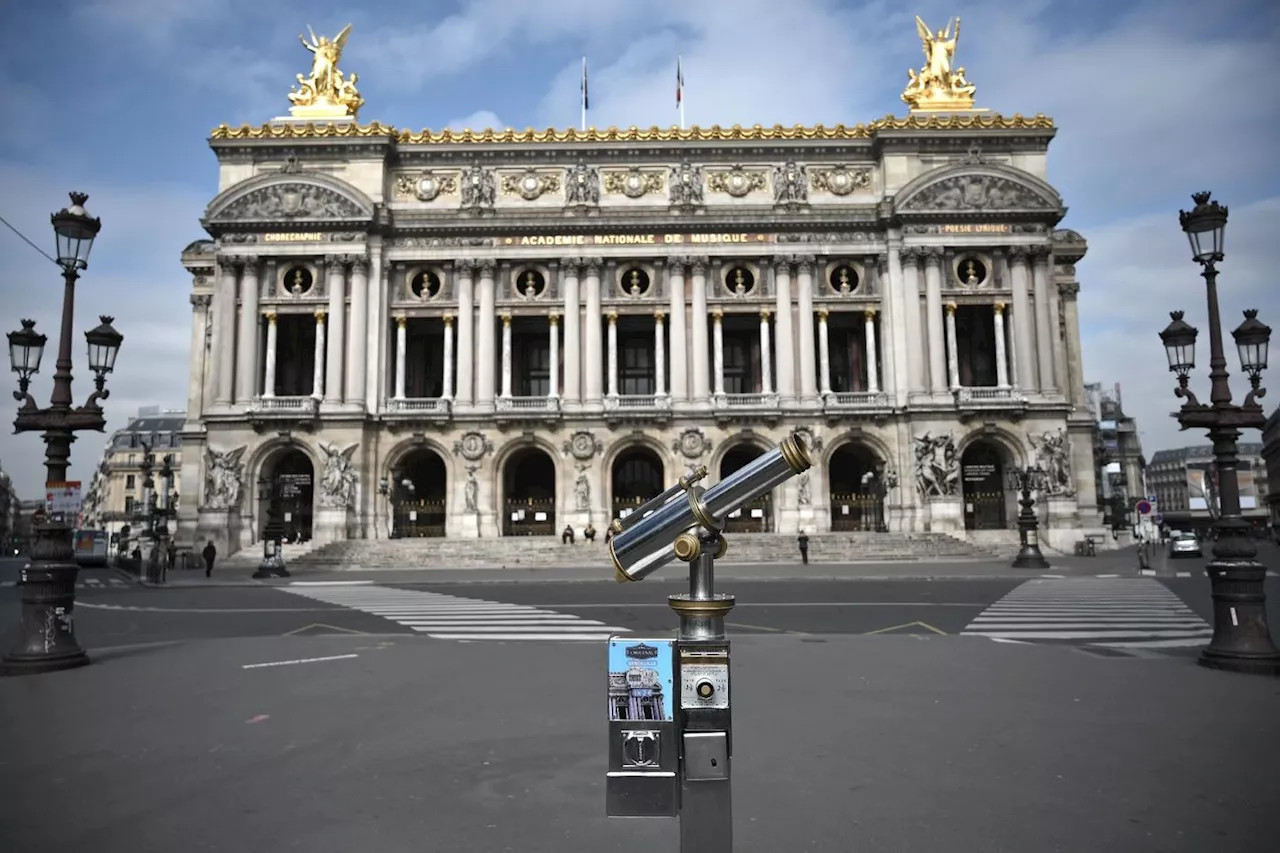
[603,394,673,426]
[821,391,893,425]
[384,397,452,431]
[953,386,1028,420]
[495,395,562,424]
[712,392,782,425]
[245,396,320,431]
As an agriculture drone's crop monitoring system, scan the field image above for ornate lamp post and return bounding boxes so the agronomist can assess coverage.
[254,475,289,579]
[1008,465,1049,569]
[151,454,178,583]
[4,193,122,676]
[1158,191,1280,676]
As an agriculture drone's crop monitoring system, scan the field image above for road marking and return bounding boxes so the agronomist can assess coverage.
[1096,574,1120,578]
[242,654,360,669]
[289,581,375,586]
[282,623,368,636]
[513,602,995,609]
[77,602,343,613]
[864,621,948,635]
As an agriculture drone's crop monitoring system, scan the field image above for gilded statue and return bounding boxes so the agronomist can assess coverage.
[288,24,364,119]
[901,16,982,113]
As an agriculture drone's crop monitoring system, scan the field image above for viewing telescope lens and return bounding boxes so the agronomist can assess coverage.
[608,431,812,583]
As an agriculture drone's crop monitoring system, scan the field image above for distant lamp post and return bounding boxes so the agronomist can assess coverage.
[254,475,290,579]
[4,193,122,676]
[1008,465,1049,569]
[1160,191,1280,676]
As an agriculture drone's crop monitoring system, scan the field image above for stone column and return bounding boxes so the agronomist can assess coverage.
[1032,247,1055,394]
[235,259,260,401]
[262,311,278,397]
[364,241,384,413]
[772,259,795,398]
[1009,248,1036,391]
[864,309,880,393]
[606,311,619,398]
[711,309,725,396]
[186,294,210,417]
[455,263,475,405]
[817,309,832,395]
[993,303,1010,388]
[500,313,513,399]
[311,310,326,398]
[1060,281,1086,406]
[476,261,496,405]
[945,303,960,390]
[548,313,560,398]
[923,248,946,394]
[796,258,818,400]
[759,310,774,395]
[393,315,407,400]
[584,261,603,403]
[667,263,688,400]
[345,257,368,407]
[442,314,455,399]
[324,260,346,404]
[691,261,710,401]
[654,311,667,397]
[560,260,581,402]
[213,260,238,406]
[1047,255,1069,395]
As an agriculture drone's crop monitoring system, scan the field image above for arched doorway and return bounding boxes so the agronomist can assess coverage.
[503,447,556,536]
[265,448,314,543]
[828,443,885,532]
[611,447,664,521]
[961,440,1008,530]
[391,449,447,538]
[720,444,772,532]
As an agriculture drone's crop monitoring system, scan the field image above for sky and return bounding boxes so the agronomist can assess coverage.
[1,0,1278,499]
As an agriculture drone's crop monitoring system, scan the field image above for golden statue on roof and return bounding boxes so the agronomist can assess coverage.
[901,15,983,113]
[287,24,364,120]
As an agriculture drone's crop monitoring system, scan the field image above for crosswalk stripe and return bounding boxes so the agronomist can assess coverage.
[281,583,631,643]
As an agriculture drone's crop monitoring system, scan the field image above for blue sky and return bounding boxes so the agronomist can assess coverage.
[1,0,1278,497]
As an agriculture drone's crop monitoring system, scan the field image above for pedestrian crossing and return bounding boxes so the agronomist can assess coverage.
[0,578,128,589]
[282,583,631,642]
[962,578,1213,650]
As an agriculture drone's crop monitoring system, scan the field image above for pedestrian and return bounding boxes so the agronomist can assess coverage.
[202,539,217,578]
[797,530,810,565]
[561,524,575,545]
[584,522,597,543]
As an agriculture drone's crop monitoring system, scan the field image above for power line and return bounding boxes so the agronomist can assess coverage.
[0,213,56,266]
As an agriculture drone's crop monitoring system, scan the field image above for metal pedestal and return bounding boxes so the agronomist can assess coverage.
[3,520,89,675]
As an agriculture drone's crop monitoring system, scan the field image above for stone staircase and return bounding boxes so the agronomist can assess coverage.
[275,531,1003,571]
[219,540,325,569]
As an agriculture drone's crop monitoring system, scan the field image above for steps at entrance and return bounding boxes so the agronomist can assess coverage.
[220,540,324,569]
[277,531,1002,571]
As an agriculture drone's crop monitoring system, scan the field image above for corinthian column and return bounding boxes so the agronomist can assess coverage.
[212,259,238,406]
[712,309,725,397]
[548,313,560,398]
[476,261,496,405]
[923,248,946,394]
[455,263,475,405]
[187,294,210,417]
[817,309,831,395]
[759,310,774,395]
[691,261,710,401]
[654,311,667,397]
[1032,246,1056,394]
[796,258,818,400]
[1008,248,1035,391]
[606,312,619,398]
[899,248,925,394]
[667,263,688,400]
[262,311,278,397]
[324,260,346,404]
[345,256,369,407]
[560,260,581,402]
[500,313,513,399]
[584,261,603,403]
[393,315,407,400]
[1060,281,1086,406]
[864,309,880,393]
[235,259,260,401]
[442,314,455,399]
[945,303,960,390]
[311,310,326,398]
[772,259,795,398]
[993,303,1010,388]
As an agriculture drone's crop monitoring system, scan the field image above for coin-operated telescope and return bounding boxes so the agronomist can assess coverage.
[604,431,812,853]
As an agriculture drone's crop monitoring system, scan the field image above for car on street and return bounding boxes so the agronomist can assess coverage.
[1169,534,1202,559]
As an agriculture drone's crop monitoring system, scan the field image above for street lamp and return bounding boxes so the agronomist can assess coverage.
[1160,191,1280,676]
[1008,465,1049,569]
[4,192,122,676]
[254,475,289,579]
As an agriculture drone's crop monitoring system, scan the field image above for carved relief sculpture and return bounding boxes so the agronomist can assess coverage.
[810,166,872,196]
[318,443,359,508]
[501,169,561,201]
[464,466,480,512]
[217,183,365,221]
[575,465,591,511]
[453,431,495,462]
[797,473,812,506]
[707,165,767,198]
[604,167,664,199]
[902,174,1050,212]
[563,430,604,461]
[564,161,600,204]
[460,164,497,209]
[669,161,704,206]
[204,446,247,510]
[901,16,978,113]
[914,432,959,497]
[673,427,711,460]
[1030,428,1076,497]
[773,161,808,205]
[289,24,364,119]
[393,171,458,202]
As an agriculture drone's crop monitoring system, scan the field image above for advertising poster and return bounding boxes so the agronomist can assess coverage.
[1185,466,1209,511]
[1238,466,1257,510]
[607,638,675,723]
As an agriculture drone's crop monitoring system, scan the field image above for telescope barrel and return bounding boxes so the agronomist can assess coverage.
[608,433,811,583]
[613,466,708,534]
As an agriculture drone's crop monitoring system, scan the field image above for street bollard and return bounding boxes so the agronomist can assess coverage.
[604,431,811,851]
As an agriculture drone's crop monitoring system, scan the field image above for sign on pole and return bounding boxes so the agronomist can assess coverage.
[1135,499,1153,516]
[45,481,83,519]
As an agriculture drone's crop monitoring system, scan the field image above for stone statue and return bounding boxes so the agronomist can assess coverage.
[204,446,246,510]
[565,161,600,204]
[464,467,479,512]
[773,161,808,205]
[901,16,977,111]
[797,472,812,506]
[461,164,497,209]
[575,467,591,511]
[669,161,704,206]
[289,24,364,117]
[318,442,358,509]
[1030,428,1076,497]
[914,432,959,498]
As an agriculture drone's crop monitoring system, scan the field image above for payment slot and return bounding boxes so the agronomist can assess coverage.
[606,637,679,818]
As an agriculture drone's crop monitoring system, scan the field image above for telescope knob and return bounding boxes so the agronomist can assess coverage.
[673,532,702,562]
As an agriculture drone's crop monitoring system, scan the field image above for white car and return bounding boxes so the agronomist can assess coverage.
[1169,535,1203,558]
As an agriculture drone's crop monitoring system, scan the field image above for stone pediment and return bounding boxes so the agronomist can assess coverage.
[203,173,375,228]
[894,164,1061,216]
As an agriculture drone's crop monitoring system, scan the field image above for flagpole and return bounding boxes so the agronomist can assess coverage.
[677,55,685,130]
[581,56,587,132]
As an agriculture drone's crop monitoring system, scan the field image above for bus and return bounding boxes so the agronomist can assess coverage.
[73,529,110,567]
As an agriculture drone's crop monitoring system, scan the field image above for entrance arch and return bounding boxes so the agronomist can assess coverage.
[719,444,772,532]
[392,449,447,538]
[961,440,1009,530]
[828,443,885,532]
[611,446,664,521]
[503,447,556,536]
[264,448,314,543]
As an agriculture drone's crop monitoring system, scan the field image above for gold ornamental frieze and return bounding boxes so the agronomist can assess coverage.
[393,171,458,201]
[500,233,772,247]
[707,166,768,198]
[500,169,562,200]
[810,166,872,196]
[603,168,665,199]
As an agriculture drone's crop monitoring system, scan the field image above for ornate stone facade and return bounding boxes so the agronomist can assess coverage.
[178,113,1102,556]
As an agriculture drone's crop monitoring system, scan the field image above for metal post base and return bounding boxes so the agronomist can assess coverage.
[1198,562,1280,676]
[1012,544,1050,570]
[4,521,90,676]
[253,554,290,579]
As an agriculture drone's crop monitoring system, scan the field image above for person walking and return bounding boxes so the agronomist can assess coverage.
[202,540,217,578]
[797,530,810,565]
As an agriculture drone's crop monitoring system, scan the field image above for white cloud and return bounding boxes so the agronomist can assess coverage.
[446,111,505,132]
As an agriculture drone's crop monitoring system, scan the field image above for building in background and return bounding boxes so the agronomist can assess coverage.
[0,461,19,551]
[1082,382,1145,529]
[1146,443,1269,536]
[1263,406,1280,531]
[81,407,187,545]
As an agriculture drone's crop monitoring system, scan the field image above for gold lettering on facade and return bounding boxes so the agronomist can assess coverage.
[263,232,325,242]
[939,224,1011,234]
[501,233,771,247]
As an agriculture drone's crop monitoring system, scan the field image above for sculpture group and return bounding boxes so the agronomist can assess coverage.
[901,16,979,112]
[289,24,364,118]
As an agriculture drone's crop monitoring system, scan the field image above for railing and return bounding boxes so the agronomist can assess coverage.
[830,493,887,532]
[723,495,772,533]
[247,396,319,415]
[954,387,1025,404]
[386,397,452,415]
[604,395,673,411]
[823,391,892,410]
[496,396,561,413]
[504,497,556,536]
[714,392,780,409]
[393,498,447,538]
